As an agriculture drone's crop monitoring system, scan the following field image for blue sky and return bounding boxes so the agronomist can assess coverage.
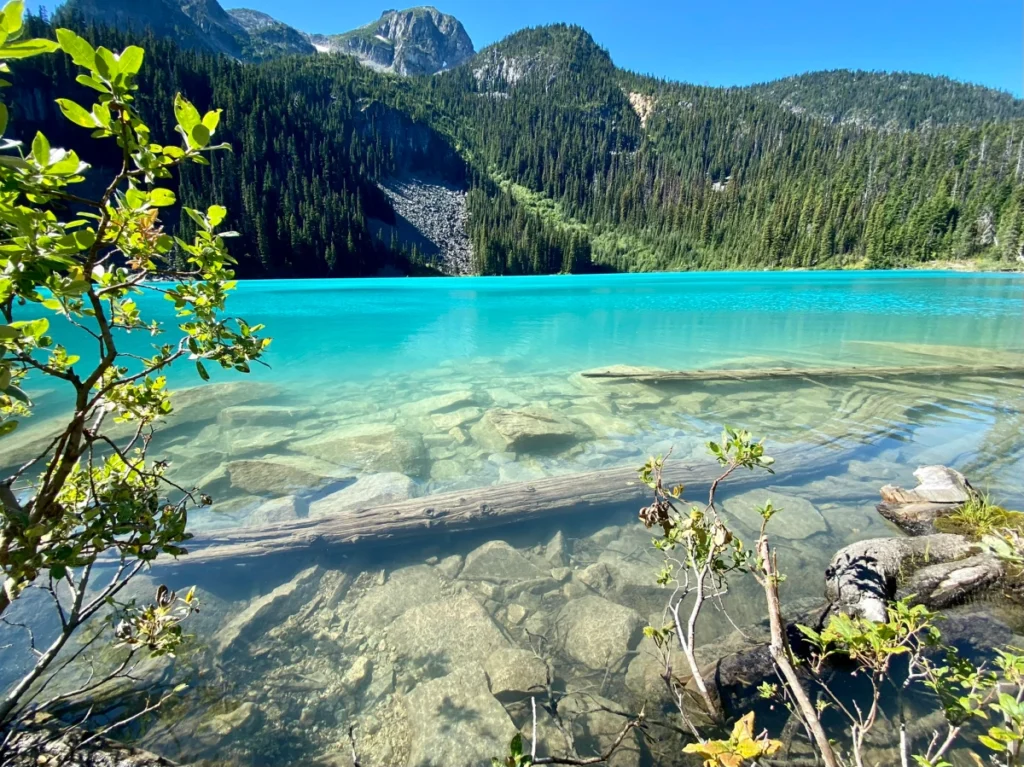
[222,0,1024,95]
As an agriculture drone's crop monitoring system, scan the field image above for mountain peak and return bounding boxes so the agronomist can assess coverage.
[311,6,475,75]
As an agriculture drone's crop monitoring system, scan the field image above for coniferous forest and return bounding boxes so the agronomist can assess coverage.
[8,15,1024,277]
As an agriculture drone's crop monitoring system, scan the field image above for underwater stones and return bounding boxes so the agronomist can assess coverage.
[669,391,713,415]
[400,390,477,417]
[572,411,638,438]
[625,637,688,706]
[545,530,569,566]
[342,656,373,692]
[217,405,315,428]
[248,496,302,526]
[576,562,613,593]
[436,554,464,579]
[449,426,469,444]
[430,406,483,431]
[350,565,446,630]
[429,459,465,482]
[485,647,549,703]
[505,604,528,625]
[470,407,583,453]
[557,693,642,767]
[558,595,644,670]
[387,594,510,674]
[172,381,279,425]
[309,473,418,517]
[214,565,322,656]
[294,424,428,475]
[404,664,517,767]
[485,387,527,407]
[205,702,259,738]
[460,541,545,583]
[720,488,827,539]
[225,459,328,497]
[498,462,548,484]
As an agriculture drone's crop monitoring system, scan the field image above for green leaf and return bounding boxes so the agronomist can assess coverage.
[94,46,118,79]
[0,324,18,340]
[31,131,49,163]
[55,98,96,128]
[195,360,210,381]
[0,366,9,390]
[207,205,227,227]
[190,123,210,148]
[56,28,96,70]
[118,45,144,75]
[1,38,59,58]
[201,109,221,133]
[980,734,1007,752]
[0,102,6,136]
[150,188,176,207]
[173,93,201,132]
[0,420,18,437]
[75,73,107,94]
[509,733,523,758]
[1,1,23,36]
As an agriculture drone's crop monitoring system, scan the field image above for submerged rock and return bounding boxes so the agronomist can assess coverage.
[470,407,583,453]
[460,540,545,583]
[217,405,315,428]
[350,565,446,631]
[387,594,510,675]
[556,693,642,767]
[225,459,329,496]
[558,595,644,670]
[295,424,428,475]
[404,664,517,767]
[400,390,477,417]
[880,465,973,505]
[213,565,321,656]
[720,488,828,539]
[248,495,302,526]
[484,647,549,702]
[308,473,418,517]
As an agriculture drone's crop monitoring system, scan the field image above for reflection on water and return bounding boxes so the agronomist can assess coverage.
[1,273,1023,765]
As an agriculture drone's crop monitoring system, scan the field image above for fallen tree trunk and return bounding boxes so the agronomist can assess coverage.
[580,363,1024,384]
[176,442,848,567]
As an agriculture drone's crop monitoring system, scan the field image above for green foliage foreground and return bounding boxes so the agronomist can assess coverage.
[0,0,267,741]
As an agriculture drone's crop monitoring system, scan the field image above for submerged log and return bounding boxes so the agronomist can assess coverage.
[580,363,1024,384]
[177,442,845,567]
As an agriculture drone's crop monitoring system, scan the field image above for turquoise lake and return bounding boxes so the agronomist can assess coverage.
[3,271,1024,766]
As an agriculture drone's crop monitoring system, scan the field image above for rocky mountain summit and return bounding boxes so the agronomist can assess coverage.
[60,0,474,73]
[309,7,474,75]
[227,8,316,59]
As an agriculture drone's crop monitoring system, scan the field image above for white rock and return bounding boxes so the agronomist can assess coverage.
[558,595,644,670]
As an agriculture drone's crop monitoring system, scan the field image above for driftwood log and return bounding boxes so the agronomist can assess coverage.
[177,442,847,567]
[580,363,1024,384]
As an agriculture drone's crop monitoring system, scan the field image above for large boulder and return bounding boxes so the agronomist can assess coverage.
[225,459,329,496]
[387,594,510,676]
[880,465,973,505]
[720,488,827,539]
[399,390,477,417]
[403,664,517,767]
[247,495,302,526]
[217,405,315,428]
[294,424,427,475]
[825,534,982,621]
[470,408,583,453]
[213,565,321,656]
[350,565,447,631]
[484,647,549,702]
[460,541,546,583]
[308,473,418,517]
[558,595,644,670]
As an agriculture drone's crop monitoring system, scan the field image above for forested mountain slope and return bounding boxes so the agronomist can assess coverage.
[10,15,1024,276]
[748,70,1024,129]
